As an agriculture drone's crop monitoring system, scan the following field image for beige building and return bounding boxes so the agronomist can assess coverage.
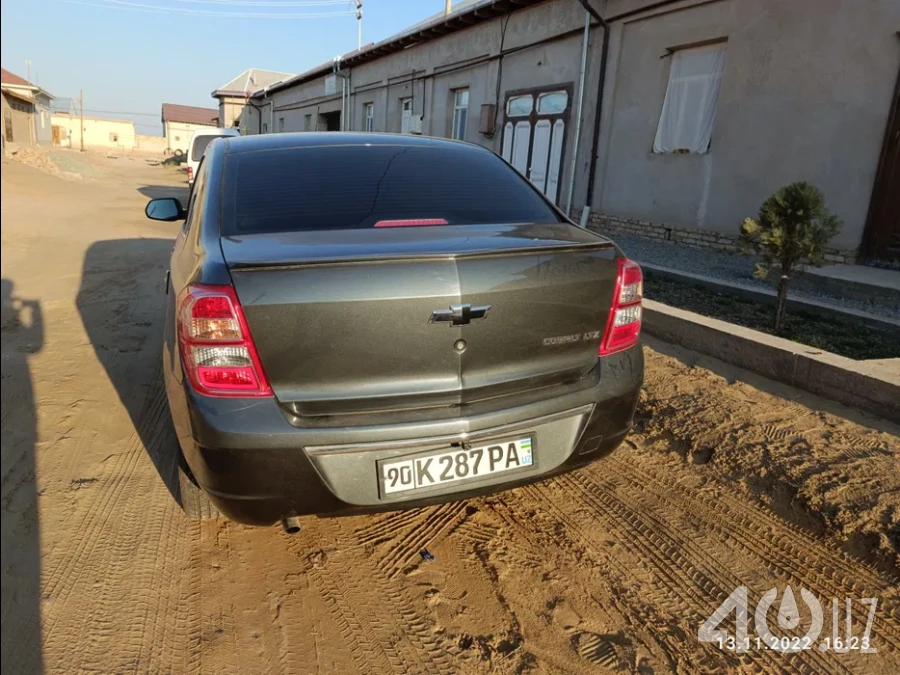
[50,113,136,150]
[161,103,219,154]
[211,68,293,132]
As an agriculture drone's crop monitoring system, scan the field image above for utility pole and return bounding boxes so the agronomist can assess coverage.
[78,89,84,152]
[445,0,451,15]
[356,1,362,50]
[25,59,32,81]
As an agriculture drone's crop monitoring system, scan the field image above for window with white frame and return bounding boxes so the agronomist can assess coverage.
[452,89,469,141]
[400,98,413,133]
[653,42,727,154]
[365,102,374,132]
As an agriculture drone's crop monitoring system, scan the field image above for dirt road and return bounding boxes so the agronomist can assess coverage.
[2,153,898,674]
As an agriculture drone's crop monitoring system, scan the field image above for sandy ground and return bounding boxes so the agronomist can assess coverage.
[1,151,898,674]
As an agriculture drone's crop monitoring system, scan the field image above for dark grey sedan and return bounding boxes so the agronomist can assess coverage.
[144,133,643,531]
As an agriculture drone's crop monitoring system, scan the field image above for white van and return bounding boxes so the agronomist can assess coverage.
[186,128,240,185]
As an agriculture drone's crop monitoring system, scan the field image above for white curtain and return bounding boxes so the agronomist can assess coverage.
[653,43,727,154]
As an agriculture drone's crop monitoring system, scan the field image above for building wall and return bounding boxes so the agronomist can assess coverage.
[51,114,136,150]
[135,134,169,153]
[2,92,36,145]
[249,0,899,258]
[256,0,598,209]
[218,97,247,130]
[164,121,218,153]
[594,0,900,254]
[34,93,53,145]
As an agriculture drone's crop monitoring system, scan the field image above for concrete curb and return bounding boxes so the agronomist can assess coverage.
[642,299,900,424]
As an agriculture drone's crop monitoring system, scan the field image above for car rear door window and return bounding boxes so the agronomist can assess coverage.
[183,158,208,235]
[190,135,220,161]
[221,144,562,235]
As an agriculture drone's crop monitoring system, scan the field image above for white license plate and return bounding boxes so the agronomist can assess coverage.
[379,436,534,496]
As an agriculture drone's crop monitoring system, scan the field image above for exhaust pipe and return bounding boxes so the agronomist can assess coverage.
[282,516,302,535]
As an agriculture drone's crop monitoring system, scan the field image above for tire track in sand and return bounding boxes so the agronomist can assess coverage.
[488,486,709,671]
[286,519,457,674]
[553,471,855,675]
[26,375,202,675]
[600,455,900,654]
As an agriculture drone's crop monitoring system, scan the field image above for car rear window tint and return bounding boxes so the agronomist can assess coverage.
[190,135,221,161]
[221,144,562,235]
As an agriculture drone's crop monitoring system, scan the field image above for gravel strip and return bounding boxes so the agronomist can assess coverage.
[610,233,900,320]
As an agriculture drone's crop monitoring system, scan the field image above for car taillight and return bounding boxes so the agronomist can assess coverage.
[186,166,193,181]
[599,259,643,356]
[176,284,272,397]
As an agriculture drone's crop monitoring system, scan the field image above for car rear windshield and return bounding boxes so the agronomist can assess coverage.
[221,144,562,235]
[190,135,221,161]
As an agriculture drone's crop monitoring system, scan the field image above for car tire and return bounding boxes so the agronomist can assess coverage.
[177,453,220,521]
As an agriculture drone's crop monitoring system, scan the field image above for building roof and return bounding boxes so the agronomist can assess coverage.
[2,88,35,105]
[1,67,33,87]
[51,97,76,114]
[161,103,219,126]
[1,67,54,100]
[212,68,295,98]
[257,0,547,98]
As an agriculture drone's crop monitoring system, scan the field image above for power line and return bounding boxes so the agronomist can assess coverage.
[60,0,356,17]
[169,0,351,6]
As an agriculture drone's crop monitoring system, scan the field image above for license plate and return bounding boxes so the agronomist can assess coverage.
[379,436,535,497]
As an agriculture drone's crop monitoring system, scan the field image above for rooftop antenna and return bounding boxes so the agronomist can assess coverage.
[356,1,363,50]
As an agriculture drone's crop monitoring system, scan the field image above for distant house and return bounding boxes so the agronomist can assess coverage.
[211,68,293,133]
[1,67,54,146]
[160,103,219,154]
[51,97,78,116]
[50,112,136,150]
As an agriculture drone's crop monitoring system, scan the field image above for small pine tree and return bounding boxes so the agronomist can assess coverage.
[739,182,842,332]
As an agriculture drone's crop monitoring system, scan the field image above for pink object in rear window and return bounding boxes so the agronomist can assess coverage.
[373,218,449,228]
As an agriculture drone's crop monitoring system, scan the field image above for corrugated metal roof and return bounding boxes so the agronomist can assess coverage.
[51,97,76,114]
[255,0,550,98]
[161,103,219,126]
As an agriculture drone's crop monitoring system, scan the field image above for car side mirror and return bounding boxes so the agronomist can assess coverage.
[145,198,186,222]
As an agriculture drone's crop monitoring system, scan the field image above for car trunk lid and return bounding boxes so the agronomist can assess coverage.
[222,223,619,415]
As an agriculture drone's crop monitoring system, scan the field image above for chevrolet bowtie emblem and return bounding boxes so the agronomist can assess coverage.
[429,303,491,326]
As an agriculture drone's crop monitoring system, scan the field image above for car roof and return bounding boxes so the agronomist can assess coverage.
[195,128,240,137]
[219,132,480,155]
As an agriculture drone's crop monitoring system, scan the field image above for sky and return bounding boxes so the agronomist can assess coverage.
[0,0,454,135]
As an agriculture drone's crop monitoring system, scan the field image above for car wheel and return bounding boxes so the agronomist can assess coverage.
[177,452,220,521]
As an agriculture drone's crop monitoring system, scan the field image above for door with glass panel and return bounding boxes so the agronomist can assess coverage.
[500,85,572,205]
[400,98,413,134]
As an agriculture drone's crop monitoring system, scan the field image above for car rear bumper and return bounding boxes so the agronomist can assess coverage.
[165,346,643,525]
